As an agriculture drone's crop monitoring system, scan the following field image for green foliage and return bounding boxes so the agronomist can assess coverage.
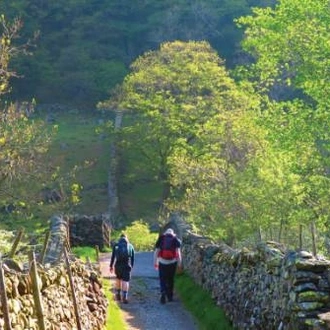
[71,246,98,263]
[118,220,158,251]
[118,41,257,208]
[1,0,273,108]
[0,230,15,254]
[237,0,330,108]
[175,272,234,330]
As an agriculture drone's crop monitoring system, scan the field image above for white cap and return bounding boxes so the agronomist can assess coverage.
[164,228,174,235]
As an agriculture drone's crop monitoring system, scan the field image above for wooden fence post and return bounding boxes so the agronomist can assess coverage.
[63,245,82,330]
[29,251,46,330]
[0,255,12,330]
[39,230,50,265]
[8,228,24,259]
[95,245,100,262]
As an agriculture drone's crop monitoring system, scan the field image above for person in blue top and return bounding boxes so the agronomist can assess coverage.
[110,233,135,303]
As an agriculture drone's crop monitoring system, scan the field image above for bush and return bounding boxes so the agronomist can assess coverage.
[119,220,158,251]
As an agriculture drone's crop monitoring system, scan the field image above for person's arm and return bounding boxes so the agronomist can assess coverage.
[176,238,182,267]
[176,248,182,266]
[154,248,160,269]
[154,237,161,269]
[130,245,135,268]
[109,247,116,272]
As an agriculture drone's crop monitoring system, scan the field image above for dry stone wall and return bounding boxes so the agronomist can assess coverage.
[68,214,110,250]
[1,260,107,329]
[168,216,330,330]
[0,214,107,330]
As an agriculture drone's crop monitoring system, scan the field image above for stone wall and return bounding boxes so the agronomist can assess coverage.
[1,260,107,329]
[69,214,111,250]
[0,214,108,329]
[169,216,330,330]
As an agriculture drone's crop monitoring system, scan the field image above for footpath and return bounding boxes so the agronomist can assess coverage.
[99,251,199,330]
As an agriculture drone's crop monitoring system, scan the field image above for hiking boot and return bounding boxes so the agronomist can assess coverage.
[115,293,121,301]
[123,298,129,304]
[160,294,166,304]
[167,295,173,302]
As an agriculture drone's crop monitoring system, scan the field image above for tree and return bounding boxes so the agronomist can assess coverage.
[235,0,330,250]
[116,40,259,217]
[0,15,55,222]
[237,0,330,109]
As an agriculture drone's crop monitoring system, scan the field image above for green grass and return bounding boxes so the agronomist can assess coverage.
[71,246,99,262]
[48,112,110,215]
[175,272,235,330]
[103,279,128,330]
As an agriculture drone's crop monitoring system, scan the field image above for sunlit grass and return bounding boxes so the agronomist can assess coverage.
[71,246,99,262]
[175,272,235,330]
[103,279,128,330]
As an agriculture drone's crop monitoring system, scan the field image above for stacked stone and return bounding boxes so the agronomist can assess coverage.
[179,222,330,330]
[69,214,110,250]
[0,260,107,329]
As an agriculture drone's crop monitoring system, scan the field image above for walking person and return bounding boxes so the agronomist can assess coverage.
[154,228,182,304]
[110,233,135,304]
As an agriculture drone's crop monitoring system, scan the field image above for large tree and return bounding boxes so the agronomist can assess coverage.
[116,40,259,212]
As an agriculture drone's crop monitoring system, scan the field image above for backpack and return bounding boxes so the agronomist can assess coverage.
[115,239,130,261]
[158,234,177,260]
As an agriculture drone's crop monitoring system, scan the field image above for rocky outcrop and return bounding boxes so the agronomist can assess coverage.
[170,216,330,330]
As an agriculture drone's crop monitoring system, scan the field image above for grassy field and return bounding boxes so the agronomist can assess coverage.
[37,110,160,229]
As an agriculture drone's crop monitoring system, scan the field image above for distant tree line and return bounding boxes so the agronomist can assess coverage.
[0,0,274,108]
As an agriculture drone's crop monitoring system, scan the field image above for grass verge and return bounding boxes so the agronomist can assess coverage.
[103,279,128,330]
[175,272,234,330]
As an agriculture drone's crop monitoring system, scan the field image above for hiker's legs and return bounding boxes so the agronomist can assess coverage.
[121,267,131,303]
[115,278,122,300]
[159,262,177,302]
[165,262,177,300]
[158,263,167,296]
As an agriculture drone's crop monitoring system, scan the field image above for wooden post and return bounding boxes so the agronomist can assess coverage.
[8,228,24,258]
[63,246,82,330]
[0,255,12,330]
[29,251,46,330]
[299,224,303,251]
[95,245,100,262]
[39,231,51,265]
[311,221,317,257]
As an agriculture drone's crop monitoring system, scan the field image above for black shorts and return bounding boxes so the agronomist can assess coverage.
[115,263,132,282]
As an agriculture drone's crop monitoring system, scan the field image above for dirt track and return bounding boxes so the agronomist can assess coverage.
[99,251,198,330]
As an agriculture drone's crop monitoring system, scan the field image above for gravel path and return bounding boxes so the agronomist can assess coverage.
[100,252,199,330]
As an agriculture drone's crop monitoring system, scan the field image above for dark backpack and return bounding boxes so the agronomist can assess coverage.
[115,240,130,261]
[158,234,177,260]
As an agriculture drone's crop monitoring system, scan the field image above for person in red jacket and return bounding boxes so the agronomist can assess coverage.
[153,228,182,304]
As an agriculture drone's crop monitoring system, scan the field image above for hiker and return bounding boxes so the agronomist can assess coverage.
[154,227,182,304]
[109,233,135,304]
